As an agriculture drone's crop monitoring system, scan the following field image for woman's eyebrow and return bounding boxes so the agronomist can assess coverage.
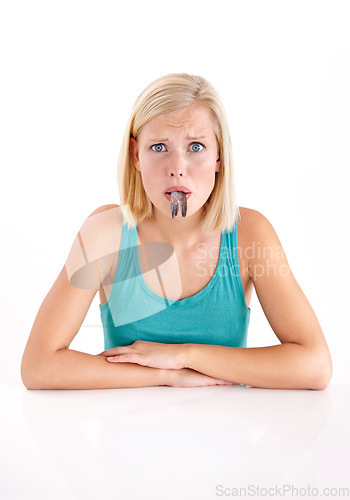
[147,135,208,142]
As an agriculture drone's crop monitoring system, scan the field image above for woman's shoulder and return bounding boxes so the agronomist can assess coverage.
[236,206,275,252]
[80,203,123,258]
[238,206,267,223]
[87,203,120,217]
[237,206,271,235]
[237,205,286,264]
[237,206,264,236]
[85,203,123,230]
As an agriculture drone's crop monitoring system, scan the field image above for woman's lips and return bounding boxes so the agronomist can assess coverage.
[165,192,191,201]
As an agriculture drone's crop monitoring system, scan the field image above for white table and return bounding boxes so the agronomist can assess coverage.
[1,384,349,499]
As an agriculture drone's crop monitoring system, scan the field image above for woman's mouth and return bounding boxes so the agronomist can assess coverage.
[164,192,191,201]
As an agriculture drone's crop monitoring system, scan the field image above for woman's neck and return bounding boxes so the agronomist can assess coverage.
[140,208,208,250]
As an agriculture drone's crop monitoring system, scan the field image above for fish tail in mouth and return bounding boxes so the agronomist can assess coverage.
[171,200,179,218]
[170,191,187,218]
[181,196,187,217]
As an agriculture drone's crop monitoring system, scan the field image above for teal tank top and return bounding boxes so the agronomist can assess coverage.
[99,218,251,349]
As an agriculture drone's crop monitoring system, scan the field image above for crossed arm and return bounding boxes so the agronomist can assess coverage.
[101,211,332,390]
[101,341,331,390]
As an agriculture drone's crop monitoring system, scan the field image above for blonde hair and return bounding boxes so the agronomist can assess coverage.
[117,73,240,234]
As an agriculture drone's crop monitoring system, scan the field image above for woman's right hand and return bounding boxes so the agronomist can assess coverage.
[167,368,238,388]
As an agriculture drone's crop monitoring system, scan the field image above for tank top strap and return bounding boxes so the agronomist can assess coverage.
[223,216,246,306]
[113,222,138,284]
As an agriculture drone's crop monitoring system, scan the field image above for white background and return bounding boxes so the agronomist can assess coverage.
[1,0,349,386]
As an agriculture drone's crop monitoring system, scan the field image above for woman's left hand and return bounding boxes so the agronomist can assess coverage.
[98,340,187,370]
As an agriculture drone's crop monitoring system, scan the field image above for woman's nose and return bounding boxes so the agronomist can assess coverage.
[167,152,187,177]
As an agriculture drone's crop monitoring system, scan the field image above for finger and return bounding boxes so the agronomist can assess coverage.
[100,346,131,357]
[106,354,134,363]
[99,347,119,356]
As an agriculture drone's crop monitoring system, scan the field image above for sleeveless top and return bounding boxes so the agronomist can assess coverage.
[99,218,251,350]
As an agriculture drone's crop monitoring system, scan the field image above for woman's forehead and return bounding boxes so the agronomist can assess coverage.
[139,105,216,140]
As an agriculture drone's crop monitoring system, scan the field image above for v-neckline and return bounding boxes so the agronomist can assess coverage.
[133,225,224,305]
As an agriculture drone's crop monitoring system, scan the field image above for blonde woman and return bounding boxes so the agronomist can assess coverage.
[21,73,332,390]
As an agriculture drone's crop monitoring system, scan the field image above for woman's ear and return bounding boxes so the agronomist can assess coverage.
[129,137,140,171]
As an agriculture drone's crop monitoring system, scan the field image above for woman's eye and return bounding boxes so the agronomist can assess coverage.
[151,144,166,152]
[190,142,204,152]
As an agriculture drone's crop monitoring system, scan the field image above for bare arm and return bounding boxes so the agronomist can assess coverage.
[20,205,168,390]
[21,205,233,390]
[22,345,169,390]
[20,205,164,390]
[23,347,237,390]
[181,342,330,390]
[180,209,332,390]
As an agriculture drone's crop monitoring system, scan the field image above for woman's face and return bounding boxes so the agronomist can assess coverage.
[130,104,221,220]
